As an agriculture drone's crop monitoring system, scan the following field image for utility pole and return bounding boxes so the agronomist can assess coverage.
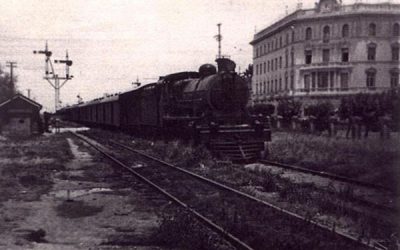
[214,23,222,59]
[33,42,73,111]
[27,89,31,99]
[6,61,17,95]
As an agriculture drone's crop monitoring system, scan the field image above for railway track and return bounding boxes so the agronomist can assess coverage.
[71,131,385,250]
[259,160,398,214]
[260,160,392,192]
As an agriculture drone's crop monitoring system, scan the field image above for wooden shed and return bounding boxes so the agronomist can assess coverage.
[0,94,43,136]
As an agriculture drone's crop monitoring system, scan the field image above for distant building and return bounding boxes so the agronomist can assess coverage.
[250,0,400,105]
[0,94,43,136]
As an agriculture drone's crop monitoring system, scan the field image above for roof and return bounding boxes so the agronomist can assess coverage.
[0,93,42,110]
[251,1,400,45]
[79,93,120,107]
[161,71,199,82]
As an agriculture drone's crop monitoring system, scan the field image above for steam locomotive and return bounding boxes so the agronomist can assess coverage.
[60,58,271,160]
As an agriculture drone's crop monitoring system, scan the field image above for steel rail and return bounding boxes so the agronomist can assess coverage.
[71,132,253,250]
[260,160,393,192]
[109,139,382,250]
[259,160,397,214]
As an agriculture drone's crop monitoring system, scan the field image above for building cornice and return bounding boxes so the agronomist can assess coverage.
[250,3,400,46]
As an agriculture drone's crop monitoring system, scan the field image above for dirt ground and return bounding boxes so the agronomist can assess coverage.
[0,133,171,249]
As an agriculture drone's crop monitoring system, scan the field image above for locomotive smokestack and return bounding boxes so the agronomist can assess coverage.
[216,58,236,72]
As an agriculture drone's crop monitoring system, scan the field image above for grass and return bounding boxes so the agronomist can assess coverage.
[0,134,72,202]
[269,132,400,187]
[153,207,234,250]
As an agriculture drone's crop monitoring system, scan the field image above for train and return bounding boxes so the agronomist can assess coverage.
[58,58,271,161]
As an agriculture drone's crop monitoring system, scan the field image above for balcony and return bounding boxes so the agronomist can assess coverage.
[293,86,393,96]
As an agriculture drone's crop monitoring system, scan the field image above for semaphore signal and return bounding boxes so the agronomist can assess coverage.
[33,41,73,111]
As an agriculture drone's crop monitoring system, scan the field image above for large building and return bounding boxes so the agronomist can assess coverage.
[250,0,400,105]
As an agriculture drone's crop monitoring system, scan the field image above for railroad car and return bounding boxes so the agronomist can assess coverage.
[59,58,271,160]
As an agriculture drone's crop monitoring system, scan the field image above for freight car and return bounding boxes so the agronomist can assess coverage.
[60,58,271,160]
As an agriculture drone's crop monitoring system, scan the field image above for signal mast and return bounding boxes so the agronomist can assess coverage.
[33,42,73,111]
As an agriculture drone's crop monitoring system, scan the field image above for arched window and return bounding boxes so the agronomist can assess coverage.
[285,49,289,68]
[392,43,399,61]
[263,81,266,94]
[393,23,400,36]
[290,72,294,90]
[290,48,295,66]
[305,27,312,40]
[285,72,289,90]
[367,43,377,61]
[390,68,399,87]
[365,68,377,88]
[323,26,330,43]
[368,23,376,36]
[342,24,349,38]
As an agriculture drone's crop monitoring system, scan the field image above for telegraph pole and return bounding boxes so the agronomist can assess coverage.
[214,23,222,59]
[33,42,73,111]
[6,61,17,95]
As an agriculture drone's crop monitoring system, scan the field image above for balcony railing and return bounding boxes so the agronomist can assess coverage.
[294,86,394,95]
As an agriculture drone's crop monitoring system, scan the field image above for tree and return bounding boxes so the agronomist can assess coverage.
[0,64,17,103]
[243,64,253,78]
[277,99,302,123]
[240,64,253,93]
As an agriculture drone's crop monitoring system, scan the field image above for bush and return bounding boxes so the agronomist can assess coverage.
[249,104,275,116]
[304,102,334,132]
[338,90,400,125]
[276,99,302,124]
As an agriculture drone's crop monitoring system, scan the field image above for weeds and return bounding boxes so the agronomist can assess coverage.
[269,132,400,187]
[154,207,233,250]
[0,135,72,202]
[261,170,278,192]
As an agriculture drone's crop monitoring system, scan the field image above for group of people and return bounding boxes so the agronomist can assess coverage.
[338,90,399,138]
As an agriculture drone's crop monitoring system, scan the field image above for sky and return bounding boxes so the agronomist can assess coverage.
[0,0,398,111]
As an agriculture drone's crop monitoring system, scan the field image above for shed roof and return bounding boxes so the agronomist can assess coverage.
[0,94,42,110]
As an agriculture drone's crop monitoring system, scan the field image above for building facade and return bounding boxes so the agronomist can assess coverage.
[0,94,43,136]
[250,0,400,105]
